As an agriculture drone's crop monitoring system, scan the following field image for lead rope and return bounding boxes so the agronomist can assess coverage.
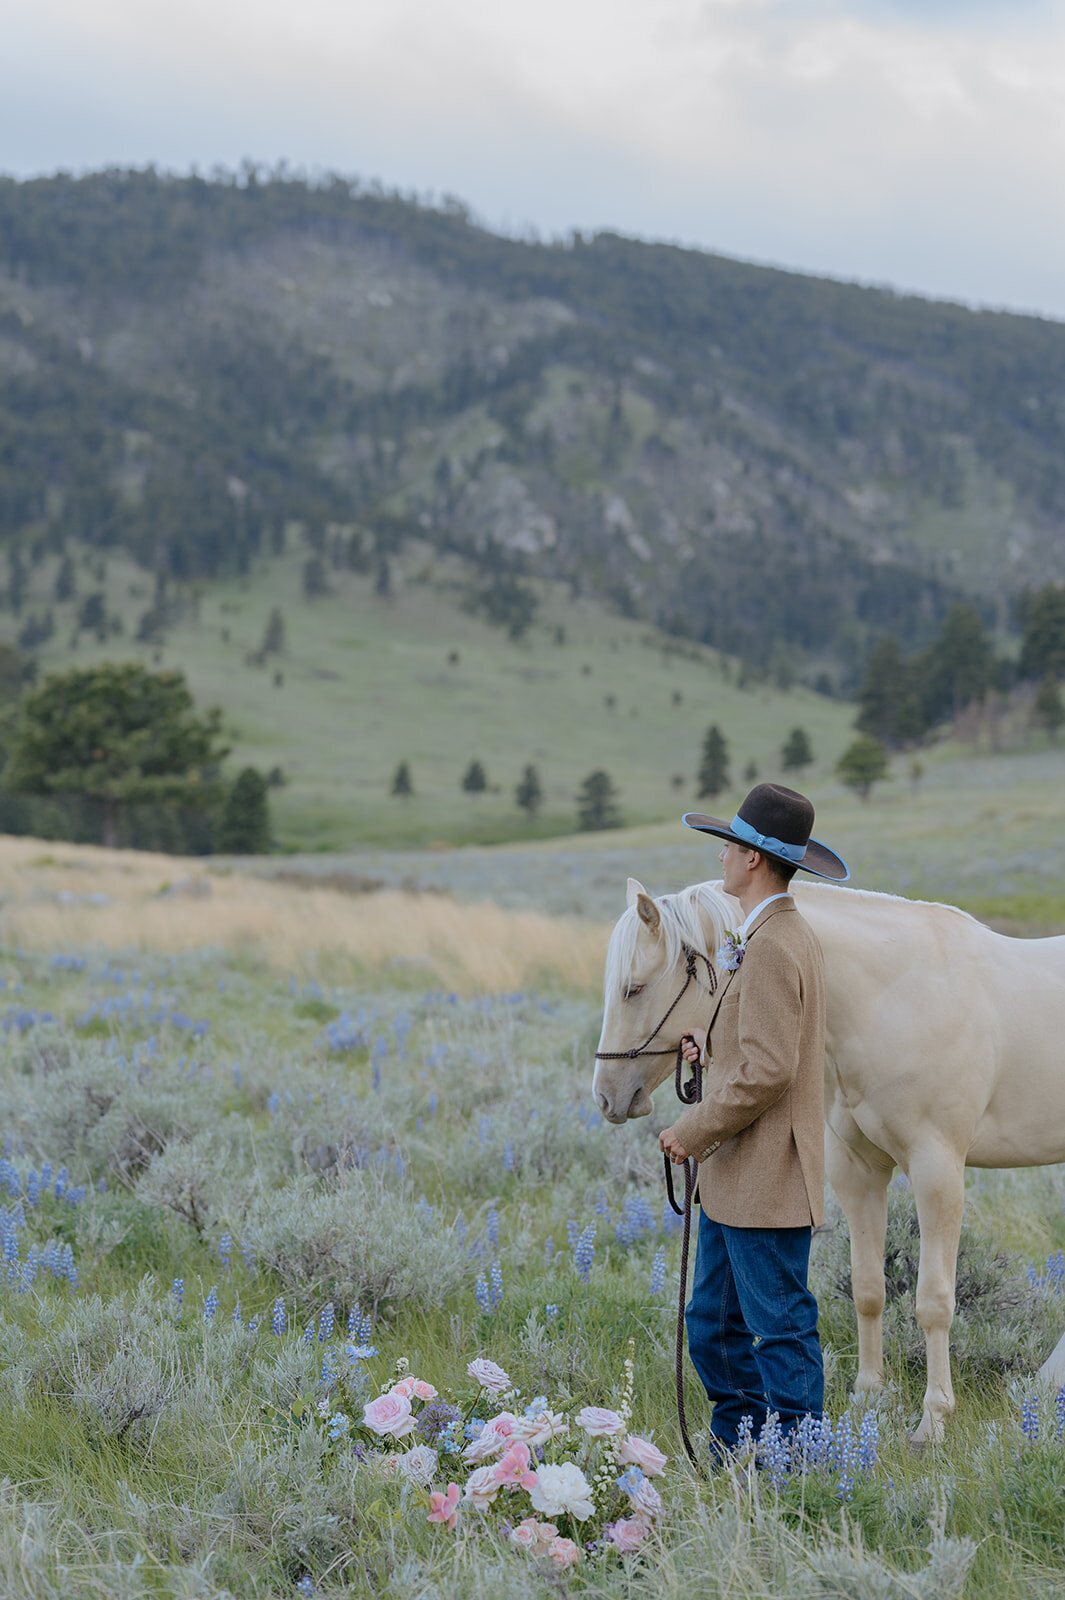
[664,1037,703,1469]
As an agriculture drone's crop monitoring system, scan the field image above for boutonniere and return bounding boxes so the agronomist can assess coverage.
[715,930,746,971]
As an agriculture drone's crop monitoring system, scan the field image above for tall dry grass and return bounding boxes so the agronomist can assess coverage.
[0,837,608,994]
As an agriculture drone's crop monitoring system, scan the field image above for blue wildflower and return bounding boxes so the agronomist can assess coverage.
[171,1278,185,1308]
[218,1232,233,1271]
[1021,1394,1039,1442]
[650,1247,666,1296]
[318,1303,335,1341]
[271,1297,286,1336]
[575,1223,596,1281]
[203,1285,219,1323]
[617,1465,645,1497]
[545,1303,559,1321]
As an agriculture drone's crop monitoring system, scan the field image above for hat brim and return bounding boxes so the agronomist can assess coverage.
[682,812,850,882]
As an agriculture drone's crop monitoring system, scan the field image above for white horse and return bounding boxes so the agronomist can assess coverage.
[592,876,1065,1444]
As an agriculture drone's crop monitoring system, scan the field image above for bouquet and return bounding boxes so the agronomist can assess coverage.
[324,1338,667,1570]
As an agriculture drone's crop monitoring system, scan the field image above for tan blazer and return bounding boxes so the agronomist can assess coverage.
[672,897,826,1229]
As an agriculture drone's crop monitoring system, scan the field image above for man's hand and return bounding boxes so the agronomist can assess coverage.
[680,1028,706,1067]
[659,1125,690,1164]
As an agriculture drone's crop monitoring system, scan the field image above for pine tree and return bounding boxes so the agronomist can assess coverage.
[218,767,271,853]
[697,725,730,798]
[781,727,814,773]
[515,764,542,817]
[836,735,889,802]
[261,606,286,656]
[1032,674,1065,740]
[461,759,487,794]
[54,553,76,603]
[302,557,329,598]
[576,769,622,831]
[391,760,413,797]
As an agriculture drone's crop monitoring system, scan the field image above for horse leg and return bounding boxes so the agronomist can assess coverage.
[907,1142,966,1447]
[825,1121,893,1397]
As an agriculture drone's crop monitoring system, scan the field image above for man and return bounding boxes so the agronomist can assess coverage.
[658,782,849,1461]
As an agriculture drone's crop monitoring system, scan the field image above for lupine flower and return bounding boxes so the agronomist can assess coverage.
[566,1219,579,1250]
[650,1248,667,1296]
[296,1577,315,1597]
[203,1286,219,1323]
[486,1207,499,1246]
[858,1410,879,1472]
[474,1273,492,1314]
[756,1413,789,1489]
[320,1350,337,1387]
[543,1236,555,1262]
[218,1232,232,1271]
[171,1278,184,1307]
[318,1303,335,1341]
[835,1414,856,1501]
[489,1260,503,1306]
[545,1303,559,1321]
[271,1297,286,1336]
[575,1223,596,1281]
[1021,1394,1039,1441]
[232,1299,243,1326]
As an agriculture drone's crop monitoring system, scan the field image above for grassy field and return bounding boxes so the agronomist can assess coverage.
[0,841,1063,1596]
[2,542,857,852]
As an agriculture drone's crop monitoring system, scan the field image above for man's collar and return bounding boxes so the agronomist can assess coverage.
[737,892,792,939]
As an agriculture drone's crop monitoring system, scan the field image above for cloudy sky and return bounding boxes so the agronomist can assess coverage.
[4,0,1065,317]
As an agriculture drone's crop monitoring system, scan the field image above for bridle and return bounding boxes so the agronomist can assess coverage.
[593,941,717,1067]
[595,939,718,1469]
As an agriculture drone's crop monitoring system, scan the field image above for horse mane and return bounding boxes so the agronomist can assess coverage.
[604,880,732,998]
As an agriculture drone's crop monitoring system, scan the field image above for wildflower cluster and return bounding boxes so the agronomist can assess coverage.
[741,1409,881,1502]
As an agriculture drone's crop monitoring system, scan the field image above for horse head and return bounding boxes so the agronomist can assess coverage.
[592,877,733,1124]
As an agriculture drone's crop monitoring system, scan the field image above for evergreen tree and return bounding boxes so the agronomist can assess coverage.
[261,606,286,655]
[1032,674,1065,740]
[515,764,542,817]
[219,767,271,853]
[391,760,413,797]
[461,759,487,794]
[576,769,622,831]
[7,549,26,616]
[54,553,76,603]
[77,592,107,637]
[781,727,814,773]
[302,557,329,598]
[3,663,228,847]
[856,636,926,747]
[920,605,994,725]
[1018,584,1065,682]
[836,735,889,801]
[697,725,730,798]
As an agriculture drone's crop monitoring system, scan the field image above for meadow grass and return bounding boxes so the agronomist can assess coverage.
[4,542,857,852]
[0,855,1063,1597]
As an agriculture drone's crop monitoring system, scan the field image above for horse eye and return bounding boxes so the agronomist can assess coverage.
[624,984,644,1000]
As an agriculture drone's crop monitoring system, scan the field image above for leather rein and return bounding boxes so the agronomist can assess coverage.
[594,940,717,1468]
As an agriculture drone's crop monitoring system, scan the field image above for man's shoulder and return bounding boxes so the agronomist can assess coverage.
[749,900,822,963]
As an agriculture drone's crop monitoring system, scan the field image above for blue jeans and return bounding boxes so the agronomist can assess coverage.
[686,1212,823,1456]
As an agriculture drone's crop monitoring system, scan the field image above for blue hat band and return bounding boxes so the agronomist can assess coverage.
[729,813,807,863]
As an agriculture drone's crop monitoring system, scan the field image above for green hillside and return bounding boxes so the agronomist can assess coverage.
[3,168,1065,693]
[0,540,856,851]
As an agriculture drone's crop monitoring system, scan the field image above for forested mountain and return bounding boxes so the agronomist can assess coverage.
[2,166,1064,687]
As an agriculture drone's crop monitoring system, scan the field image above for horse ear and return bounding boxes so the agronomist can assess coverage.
[636,893,661,934]
[626,877,646,907]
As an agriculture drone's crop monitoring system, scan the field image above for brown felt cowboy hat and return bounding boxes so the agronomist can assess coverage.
[683,782,849,882]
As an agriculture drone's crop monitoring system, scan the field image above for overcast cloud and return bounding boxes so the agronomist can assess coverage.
[2,0,1064,316]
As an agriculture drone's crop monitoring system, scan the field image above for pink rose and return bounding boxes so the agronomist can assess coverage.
[631,1479,663,1522]
[462,1412,517,1463]
[392,1377,438,1401]
[575,1405,626,1437]
[509,1517,540,1551]
[548,1536,582,1569]
[466,1357,511,1395]
[618,1434,668,1476]
[492,1441,538,1491]
[608,1519,648,1553]
[428,1483,460,1529]
[363,1391,416,1438]
[463,1464,502,1510]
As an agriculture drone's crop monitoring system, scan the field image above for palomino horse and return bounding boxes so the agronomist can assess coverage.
[593,876,1065,1445]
